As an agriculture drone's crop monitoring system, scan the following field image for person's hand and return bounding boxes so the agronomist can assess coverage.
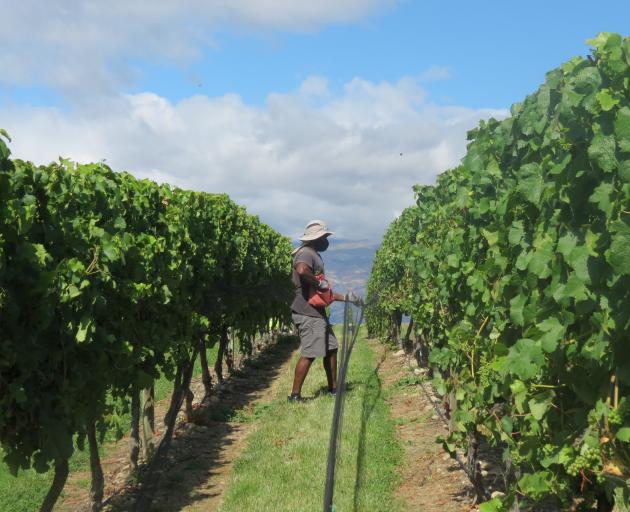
[346,291,363,306]
[317,279,330,291]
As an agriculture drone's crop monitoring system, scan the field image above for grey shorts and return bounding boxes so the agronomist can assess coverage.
[292,313,339,358]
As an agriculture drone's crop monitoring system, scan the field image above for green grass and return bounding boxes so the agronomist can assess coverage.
[0,345,220,512]
[219,331,403,512]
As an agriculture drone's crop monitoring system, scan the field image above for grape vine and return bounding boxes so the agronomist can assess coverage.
[0,134,292,511]
[367,32,630,510]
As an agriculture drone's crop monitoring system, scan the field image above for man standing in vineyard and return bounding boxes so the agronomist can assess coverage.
[288,220,346,402]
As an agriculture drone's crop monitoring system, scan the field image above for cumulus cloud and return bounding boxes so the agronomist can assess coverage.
[2,76,507,241]
[0,0,393,93]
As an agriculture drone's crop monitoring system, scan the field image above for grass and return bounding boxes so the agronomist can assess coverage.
[0,344,219,512]
[219,329,403,512]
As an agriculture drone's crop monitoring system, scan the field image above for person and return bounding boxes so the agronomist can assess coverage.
[288,220,346,402]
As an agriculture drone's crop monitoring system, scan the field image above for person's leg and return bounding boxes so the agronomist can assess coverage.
[323,348,337,392]
[291,356,314,395]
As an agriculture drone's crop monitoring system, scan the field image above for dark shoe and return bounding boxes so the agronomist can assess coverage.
[287,394,305,403]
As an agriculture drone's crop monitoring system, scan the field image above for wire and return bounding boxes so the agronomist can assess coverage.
[323,297,364,512]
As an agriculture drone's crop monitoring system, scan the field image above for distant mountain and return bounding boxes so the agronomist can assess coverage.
[292,239,379,325]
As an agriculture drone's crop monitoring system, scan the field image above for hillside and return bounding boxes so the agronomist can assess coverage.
[318,239,379,324]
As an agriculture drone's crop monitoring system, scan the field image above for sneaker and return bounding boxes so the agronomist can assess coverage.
[287,394,305,403]
[328,388,337,397]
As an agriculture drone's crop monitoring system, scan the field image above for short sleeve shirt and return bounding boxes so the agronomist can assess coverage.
[291,246,326,318]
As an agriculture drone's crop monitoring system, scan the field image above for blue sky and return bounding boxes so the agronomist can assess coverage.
[1,1,628,240]
[126,0,630,109]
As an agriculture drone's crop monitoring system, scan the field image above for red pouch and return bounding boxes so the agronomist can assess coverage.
[308,274,334,308]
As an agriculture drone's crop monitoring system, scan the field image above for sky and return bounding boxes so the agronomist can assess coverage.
[1,0,628,241]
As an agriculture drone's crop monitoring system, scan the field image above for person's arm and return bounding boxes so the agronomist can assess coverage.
[295,262,343,299]
[295,262,321,288]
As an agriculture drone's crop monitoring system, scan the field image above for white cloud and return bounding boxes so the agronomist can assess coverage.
[0,0,393,93]
[1,76,507,241]
[419,65,452,82]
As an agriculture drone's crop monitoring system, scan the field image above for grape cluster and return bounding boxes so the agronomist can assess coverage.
[608,408,622,427]
[542,444,554,457]
[566,446,601,477]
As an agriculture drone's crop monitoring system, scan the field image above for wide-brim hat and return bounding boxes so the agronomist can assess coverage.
[298,219,334,242]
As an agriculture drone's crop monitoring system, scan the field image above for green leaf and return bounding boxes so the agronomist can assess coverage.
[528,240,554,278]
[506,339,544,380]
[616,427,630,442]
[528,391,552,420]
[482,229,499,247]
[517,163,543,204]
[34,244,51,266]
[479,498,504,512]
[587,32,622,52]
[549,154,572,175]
[510,294,527,326]
[76,318,91,343]
[573,66,602,94]
[537,317,565,352]
[102,241,117,261]
[508,221,524,246]
[447,254,459,267]
[588,134,617,172]
[67,285,81,299]
[564,243,590,282]
[581,333,608,360]
[608,231,630,275]
[596,89,619,111]
[518,471,552,499]
[510,380,527,412]
[615,106,630,153]
[588,182,614,217]
[619,160,630,183]
[557,232,576,257]
[553,273,589,302]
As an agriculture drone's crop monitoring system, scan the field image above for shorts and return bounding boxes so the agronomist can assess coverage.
[291,313,339,358]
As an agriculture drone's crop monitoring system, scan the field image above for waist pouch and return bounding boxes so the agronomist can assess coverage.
[308,274,334,308]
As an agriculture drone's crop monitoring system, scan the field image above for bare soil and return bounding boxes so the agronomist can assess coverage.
[370,339,478,512]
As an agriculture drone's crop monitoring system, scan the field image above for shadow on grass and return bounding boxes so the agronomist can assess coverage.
[352,349,387,512]
[312,382,355,399]
[104,335,299,512]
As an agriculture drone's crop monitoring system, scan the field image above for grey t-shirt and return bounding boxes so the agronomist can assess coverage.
[291,245,326,318]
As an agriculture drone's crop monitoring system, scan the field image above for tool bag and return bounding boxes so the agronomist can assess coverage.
[308,273,334,308]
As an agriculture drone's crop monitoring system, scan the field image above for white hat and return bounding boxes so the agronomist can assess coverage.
[298,219,334,242]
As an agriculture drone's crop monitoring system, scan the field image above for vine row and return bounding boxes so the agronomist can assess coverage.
[367,32,630,511]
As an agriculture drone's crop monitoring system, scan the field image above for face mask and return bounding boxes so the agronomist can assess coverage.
[315,238,330,252]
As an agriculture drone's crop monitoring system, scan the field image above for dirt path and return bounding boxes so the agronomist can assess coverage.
[59,337,300,512]
[371,339,477,512]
